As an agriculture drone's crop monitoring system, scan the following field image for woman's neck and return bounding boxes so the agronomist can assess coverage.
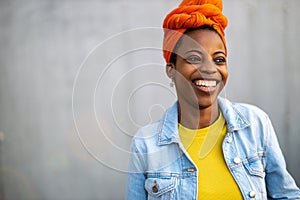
[178,100,219,129]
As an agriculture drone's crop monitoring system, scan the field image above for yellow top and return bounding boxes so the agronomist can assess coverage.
[178,113,243,200]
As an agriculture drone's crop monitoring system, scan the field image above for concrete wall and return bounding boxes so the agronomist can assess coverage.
[0,0,299,199]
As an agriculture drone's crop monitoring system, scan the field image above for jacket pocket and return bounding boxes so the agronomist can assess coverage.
[243,155,267,196]
[244,156,265,178]
[145,177,177,199]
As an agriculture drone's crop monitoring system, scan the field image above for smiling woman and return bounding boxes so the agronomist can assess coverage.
[126,0,300,199]
[167,27,228,129]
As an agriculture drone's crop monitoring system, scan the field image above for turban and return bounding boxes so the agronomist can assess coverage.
[162,0,228,63]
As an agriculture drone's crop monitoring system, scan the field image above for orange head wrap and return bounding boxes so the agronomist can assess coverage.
[162,0,228,63]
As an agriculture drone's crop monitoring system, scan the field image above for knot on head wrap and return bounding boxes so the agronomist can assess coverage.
[163,0,228,63]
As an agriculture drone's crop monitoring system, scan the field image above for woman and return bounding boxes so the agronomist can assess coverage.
[126,0,300,199]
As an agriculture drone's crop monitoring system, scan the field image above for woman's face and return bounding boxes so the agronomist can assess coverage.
[169,29,228,110]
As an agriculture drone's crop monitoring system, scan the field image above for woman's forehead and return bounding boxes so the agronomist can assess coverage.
[175,29,226,54]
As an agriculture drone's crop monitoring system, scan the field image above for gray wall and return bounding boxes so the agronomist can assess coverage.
[0,0,299,199]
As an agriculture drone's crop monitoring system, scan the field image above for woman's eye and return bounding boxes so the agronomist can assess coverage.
[186,56,201,64]
[215,57,226,65]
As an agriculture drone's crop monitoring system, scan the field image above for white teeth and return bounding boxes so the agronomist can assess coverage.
[194,80,217,87]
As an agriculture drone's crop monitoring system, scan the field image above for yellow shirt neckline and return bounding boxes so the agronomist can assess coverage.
[178,113,225,155]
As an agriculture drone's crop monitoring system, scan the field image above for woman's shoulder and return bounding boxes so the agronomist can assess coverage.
[233,101,268,117]
[219,97,269,118]
[129,119,164,153]
[133,119,162,140]
[132,102,178,140]
[218,97,272,131]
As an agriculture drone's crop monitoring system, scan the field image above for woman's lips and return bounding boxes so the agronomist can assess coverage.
[194,79,217,87]
[192,79,219,93]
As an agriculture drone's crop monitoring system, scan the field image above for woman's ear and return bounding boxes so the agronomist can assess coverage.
[166,63,175,78]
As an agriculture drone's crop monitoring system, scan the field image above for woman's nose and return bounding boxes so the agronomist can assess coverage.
[197,56,217,75]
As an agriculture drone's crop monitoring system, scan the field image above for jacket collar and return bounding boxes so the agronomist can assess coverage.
[157,102,180,145]
[157,97,250,146]
[218,97,250,132]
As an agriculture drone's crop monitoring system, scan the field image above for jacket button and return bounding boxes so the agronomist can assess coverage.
[227,136,233,143]
[152,180,158,193]
[249,191,256,198]
[233,157,241,164]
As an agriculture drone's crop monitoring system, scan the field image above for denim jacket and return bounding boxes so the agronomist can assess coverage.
[126,97,300,199]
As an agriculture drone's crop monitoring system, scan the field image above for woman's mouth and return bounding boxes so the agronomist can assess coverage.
[192,79,219,93]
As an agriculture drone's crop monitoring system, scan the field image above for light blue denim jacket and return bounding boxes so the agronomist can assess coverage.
[126,97,300,199]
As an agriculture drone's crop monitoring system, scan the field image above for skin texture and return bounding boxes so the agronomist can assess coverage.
[166,29,228,129]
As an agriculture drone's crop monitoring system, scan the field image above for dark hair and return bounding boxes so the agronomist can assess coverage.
[169,25,219,65]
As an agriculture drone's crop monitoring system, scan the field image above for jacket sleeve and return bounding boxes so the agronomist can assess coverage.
[264,115,300,199]
[126,138,147,200]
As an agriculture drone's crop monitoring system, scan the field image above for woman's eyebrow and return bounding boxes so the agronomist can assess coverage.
[214,51,226,56]
[184,49,203,55]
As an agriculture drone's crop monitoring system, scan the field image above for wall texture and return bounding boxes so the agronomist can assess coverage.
[0,0,299,199]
